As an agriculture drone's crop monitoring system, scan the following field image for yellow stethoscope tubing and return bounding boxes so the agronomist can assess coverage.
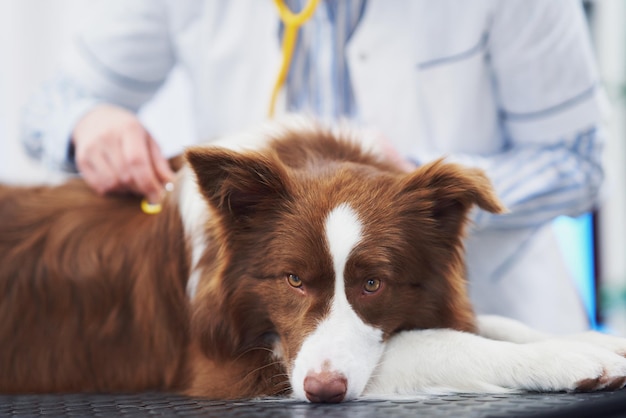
[268,0,320,118]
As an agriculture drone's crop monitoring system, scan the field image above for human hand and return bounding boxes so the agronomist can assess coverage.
[361,129,416,173]
[377,138,416,173]
[72,104,174,203]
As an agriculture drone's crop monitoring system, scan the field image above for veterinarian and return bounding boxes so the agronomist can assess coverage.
[21,0,607,334]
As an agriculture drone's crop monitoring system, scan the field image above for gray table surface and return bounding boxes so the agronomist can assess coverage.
[1,391,625,418]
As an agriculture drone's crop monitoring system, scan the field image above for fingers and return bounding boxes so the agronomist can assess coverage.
[72,104,173,202]
[120,127,167,204]
[377,137,416,173]
[148,136,175,186]
[78,151,119,196]
[362,129,415,173]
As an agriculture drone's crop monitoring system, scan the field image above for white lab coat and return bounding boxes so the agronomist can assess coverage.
[62,0,607,333]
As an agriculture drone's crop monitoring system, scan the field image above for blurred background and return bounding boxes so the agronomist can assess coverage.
[0,0,625,335]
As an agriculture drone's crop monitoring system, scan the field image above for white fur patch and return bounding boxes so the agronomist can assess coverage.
[176,167,210,299]
[325,204,363,270]
[290,204,385,401]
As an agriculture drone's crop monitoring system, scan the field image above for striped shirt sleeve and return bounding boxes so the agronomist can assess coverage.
[20,73,101,172]
[448,125,604,231]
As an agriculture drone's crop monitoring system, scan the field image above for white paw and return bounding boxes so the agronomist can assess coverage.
[521,340,626,392]
[566,331,626,357]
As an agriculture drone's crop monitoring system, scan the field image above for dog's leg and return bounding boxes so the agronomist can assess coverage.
[476,315,551,343]
[477,315,626,356]
[363,328,626,397]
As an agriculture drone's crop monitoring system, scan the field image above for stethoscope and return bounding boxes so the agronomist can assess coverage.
[142,0,320,215]
[268,0,320,118]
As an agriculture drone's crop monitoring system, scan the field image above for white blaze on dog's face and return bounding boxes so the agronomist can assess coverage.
[290,203,384,402]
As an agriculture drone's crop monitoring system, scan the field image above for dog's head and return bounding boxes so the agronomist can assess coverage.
[185,132,504,402]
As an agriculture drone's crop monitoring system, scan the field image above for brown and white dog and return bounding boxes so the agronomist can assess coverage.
[1,120,625,402]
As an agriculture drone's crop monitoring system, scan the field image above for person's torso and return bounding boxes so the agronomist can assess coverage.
[165,0,501,158]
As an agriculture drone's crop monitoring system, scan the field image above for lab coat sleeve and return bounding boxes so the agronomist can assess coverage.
[20,0,175,171]
[448,126,604,231]
[440,0,607,231]
[21,73,101,172]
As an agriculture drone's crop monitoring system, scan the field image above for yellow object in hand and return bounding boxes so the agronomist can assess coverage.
[140,182,174,215]
[140,199,163,215]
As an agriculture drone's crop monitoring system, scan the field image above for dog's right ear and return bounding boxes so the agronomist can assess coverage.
[398,159,506,237]
[185,147,291,222]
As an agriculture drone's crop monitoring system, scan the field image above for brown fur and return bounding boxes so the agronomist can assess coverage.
[0,181,189,393]
[0,127,504,398]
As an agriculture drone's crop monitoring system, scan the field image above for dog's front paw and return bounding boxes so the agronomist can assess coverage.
[522,340,626,392]
[566,331,626,358]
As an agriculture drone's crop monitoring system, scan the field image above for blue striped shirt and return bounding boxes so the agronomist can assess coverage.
[282,0,365,120]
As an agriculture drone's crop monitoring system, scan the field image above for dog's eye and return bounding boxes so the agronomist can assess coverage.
[364,278,381,293]
[287,274,303,288]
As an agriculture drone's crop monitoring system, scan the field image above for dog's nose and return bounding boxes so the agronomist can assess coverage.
[303,371,348,403]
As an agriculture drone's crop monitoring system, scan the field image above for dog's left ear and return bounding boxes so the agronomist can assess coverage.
[399,159,506,235]
[185,147,290,223]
